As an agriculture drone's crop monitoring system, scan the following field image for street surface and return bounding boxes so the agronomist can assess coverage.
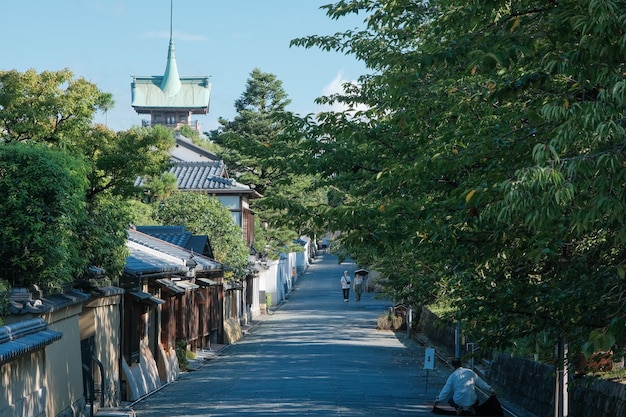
[132,253,452,416]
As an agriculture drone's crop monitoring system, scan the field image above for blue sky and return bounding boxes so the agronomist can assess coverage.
[2,1,369,132]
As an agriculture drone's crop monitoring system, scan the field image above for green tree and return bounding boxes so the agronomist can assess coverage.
[0,68,113,145]
[0,143,89,289]
[0,69,175,282]
[76,125,174,279]
[284,0,626,355]
[207,69,325,255]
[178,125,201,142]
[207,68,291,195]
[153,192,249,278]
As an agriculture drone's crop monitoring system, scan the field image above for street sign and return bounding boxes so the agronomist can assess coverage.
[424,348,435,370]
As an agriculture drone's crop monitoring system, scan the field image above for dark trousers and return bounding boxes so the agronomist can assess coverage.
[355,283,363,301]
[342,288,350,300]
[449,399,479,410]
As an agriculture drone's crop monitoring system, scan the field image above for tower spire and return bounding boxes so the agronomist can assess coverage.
[160,0,181,97]
[169,0,173,41]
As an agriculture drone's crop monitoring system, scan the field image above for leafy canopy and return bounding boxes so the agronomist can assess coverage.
[0,68,175,286]
[207,69,324,256]
[0,143,89,288]
[153,192,250,279]
[282,0,626,353]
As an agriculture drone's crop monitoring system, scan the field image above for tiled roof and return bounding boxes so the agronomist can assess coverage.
[155,278,186,295]
[125,243,186,276]
[125,229,222,277]
[135,226,192,248]
[136,226,214,259]
[133,160,225,189]
[186,235,210,255]
[169,161,259,195]
[42,290,90,310]
[135,161,261,197]
[170,161,226,190]
[89,286,125,298]
[128,291,165,306]
[9,288,90,315]
[0,318,62,365]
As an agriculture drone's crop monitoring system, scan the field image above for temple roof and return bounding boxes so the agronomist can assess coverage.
[167,161,262,197]
[160,39,182,97]
[131,75,211,112]
[131,2,210,113]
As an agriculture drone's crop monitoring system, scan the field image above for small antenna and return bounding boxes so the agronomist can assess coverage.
[169,0,174,41]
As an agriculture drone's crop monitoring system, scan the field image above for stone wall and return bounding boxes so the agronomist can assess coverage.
[569,377,626,417]
[489,354,553,417]
[490,353,626,417]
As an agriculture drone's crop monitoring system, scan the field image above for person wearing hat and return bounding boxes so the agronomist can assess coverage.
[434,358,496,415]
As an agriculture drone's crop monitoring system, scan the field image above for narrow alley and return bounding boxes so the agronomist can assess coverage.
[131,253,450,416]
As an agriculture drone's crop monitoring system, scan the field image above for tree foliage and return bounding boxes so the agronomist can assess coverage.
[0,143,89,289]
[153,192,250,278]
[207,69,324,255]
[0,68,112,145]
[282,0,626,353]
[207,68,292,195]
[0,69,175,286]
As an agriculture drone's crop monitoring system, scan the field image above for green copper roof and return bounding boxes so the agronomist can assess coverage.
[160,39,182,97]
[130,0,210,112]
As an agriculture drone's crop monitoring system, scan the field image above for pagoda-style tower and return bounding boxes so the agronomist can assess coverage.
[131,1,211,131]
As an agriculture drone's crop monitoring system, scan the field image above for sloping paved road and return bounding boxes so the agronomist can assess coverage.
[132,253,449,416]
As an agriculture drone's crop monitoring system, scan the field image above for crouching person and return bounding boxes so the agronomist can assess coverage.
[434,358,496,416]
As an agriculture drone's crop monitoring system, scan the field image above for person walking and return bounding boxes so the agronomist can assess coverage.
[434,358,496,415]
[340,270,352,302]
[354,273,364,301]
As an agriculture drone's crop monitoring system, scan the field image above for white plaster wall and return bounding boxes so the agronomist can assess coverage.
[121,343,162,401]
[0,351,47,417]
[44,308,84,417]
[94,303,122,406]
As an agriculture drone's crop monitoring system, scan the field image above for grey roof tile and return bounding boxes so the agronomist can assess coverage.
[0,318,62,365]
[170,161,226,190]
[135,226,192,247]
[135,226,214,259]
[125,229,222,277]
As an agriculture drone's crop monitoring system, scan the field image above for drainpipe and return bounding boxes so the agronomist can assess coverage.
[83,363,94,417]
[92,356,105,406]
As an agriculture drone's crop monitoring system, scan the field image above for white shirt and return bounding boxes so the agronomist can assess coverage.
[436,367,493,407]
[340,275,352,289]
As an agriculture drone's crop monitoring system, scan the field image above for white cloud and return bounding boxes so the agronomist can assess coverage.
[322,71,346,97]
[318,71,368,114]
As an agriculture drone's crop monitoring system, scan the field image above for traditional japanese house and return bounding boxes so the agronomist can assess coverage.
[120,228,223,401]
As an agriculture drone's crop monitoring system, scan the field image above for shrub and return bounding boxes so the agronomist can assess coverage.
[0,280,9,325]
[377,312,404,331]
[176,340,189,371]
